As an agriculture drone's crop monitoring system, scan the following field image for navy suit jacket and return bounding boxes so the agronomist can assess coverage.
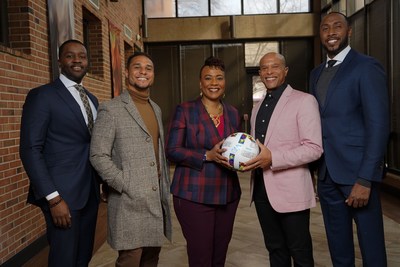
[20,78,100,210]
[166,97,241,205]
[310,49,390,184]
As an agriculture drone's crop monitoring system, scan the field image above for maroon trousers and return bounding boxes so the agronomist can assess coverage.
[173,196,240,267]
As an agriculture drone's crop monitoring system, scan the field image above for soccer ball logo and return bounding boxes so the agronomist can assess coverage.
[221,132,259,171]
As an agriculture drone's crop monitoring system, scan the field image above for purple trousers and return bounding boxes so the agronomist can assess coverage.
[173,196,240,267]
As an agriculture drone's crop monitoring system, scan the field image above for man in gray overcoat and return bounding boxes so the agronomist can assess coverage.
[90,52,172,267]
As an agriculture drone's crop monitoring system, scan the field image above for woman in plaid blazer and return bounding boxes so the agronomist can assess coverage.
[166,56,241,267]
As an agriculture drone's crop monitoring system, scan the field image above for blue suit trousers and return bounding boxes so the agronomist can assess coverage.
[318,171,387,267]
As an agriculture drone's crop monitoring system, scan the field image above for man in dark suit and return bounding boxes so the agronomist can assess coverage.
[20,39,100,267]
[310,12,389,266]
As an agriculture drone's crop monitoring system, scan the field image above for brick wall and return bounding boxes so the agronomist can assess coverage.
[0,0,142,264]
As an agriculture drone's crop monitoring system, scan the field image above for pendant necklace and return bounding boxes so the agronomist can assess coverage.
[203,101,223,127]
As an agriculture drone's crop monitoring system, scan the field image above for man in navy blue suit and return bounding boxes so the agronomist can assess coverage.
[310,12,389,267]
[20,40,100,267]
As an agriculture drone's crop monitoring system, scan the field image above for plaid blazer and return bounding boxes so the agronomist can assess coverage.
[166,97,241,205]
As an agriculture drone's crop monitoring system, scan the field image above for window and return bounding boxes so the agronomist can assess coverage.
[178,0,207,17]
[280,0,309,13]
[245,42,278,67]
[211,0,241,16]
[244,0,277,14]
[0,0,31,52]
[82,7,104,77]
[88,0,100,9]
[145,0,176,18]
[347,0,365,16]
[145,0,311,18]
[0,0,8,45]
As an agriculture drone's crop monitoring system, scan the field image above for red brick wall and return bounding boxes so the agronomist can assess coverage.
[0,0,142,264]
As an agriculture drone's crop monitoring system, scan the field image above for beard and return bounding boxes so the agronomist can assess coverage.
[132,83,150,91]
[127,78,153,91]
[324,35,349,57]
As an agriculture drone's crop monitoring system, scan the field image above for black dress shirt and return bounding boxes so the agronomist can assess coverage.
[253,83,286,192]
[255,83,287,144]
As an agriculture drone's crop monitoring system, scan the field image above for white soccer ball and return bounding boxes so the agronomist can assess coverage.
[221,132,260,171]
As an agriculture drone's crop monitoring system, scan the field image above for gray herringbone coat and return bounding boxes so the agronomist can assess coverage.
[90,90,172,250]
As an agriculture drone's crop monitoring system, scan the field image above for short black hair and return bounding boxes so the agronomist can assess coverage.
[58,39,86,59]
[126,51,154,68]
[325,11,351,25]
[199,56,225,78]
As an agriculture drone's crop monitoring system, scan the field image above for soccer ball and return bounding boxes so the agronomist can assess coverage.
[221,132,260,171]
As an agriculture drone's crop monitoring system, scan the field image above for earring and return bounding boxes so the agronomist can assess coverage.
[200,91,203,96]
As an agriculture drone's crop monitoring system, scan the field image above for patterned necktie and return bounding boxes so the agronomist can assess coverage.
[327,60,337,68]
[74,84,94,134]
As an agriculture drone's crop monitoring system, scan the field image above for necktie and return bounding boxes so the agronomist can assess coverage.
[75,84,94,134]
[327,60,337,68]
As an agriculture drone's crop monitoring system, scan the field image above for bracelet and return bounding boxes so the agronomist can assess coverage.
[49,197,63,209]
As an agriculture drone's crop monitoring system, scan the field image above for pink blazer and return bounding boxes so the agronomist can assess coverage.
[250,85,323,213]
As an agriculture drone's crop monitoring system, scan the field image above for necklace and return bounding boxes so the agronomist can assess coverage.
[203,102,223,127]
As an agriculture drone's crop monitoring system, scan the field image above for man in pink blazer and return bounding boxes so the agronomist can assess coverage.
[242,52,323,267]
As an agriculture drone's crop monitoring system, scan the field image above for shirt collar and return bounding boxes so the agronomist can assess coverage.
[268,82,287,98]
[325,45,351,67]
[59,74,83,89]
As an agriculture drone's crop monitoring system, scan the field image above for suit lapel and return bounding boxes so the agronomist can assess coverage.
[196,98,223,146]
[311,65,324,97]
[250,94,265,137]
[319,49,356,114]
[53,79,88,131]
[222,102,238,137]
[87,91,99,109]
[150,98,164,141]
[121,90,151,136]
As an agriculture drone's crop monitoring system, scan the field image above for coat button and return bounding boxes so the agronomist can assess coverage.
[152,186,157,191]
[150,162,155,166]
[146,137,151,142]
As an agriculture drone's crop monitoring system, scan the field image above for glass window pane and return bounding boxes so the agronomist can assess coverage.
[253,76,267,104]
[178,0,208,17]
[211,0,241,16]
[244,0,277,15]
[145,0,176,18]
[280,0,310,13]
[244,42,279,67]
[347,0,365,16]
